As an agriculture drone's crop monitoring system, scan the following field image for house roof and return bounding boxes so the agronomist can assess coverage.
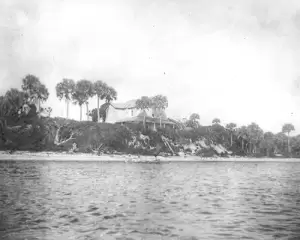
[110,99,137,109]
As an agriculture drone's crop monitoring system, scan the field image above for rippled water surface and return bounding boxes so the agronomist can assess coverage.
[1,160,300,240]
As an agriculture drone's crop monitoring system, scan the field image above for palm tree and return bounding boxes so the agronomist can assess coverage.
[190,113,200,121]
[21,74,39,101]
[136,96,152,128]
[274,132,287,154]
[72,80,91,121]
[226,122,237,146]
[212,118,221,125]
[0,96,5,116]
[246,122,263,154]
[282,123,295,154]
[37,83,49,112]
[190,113,200,125]
[237,126,248,151]
[290,134,300,155]
[151,95,168,127]
[85,81,94,121]
[104,86,117,103]
[94,85,117,123]
[76,79,94,121]
[262,132,275,157]
[93,80,108,123]
[21,74,49,112]
[55,79,75,119]
[186,113,200,129]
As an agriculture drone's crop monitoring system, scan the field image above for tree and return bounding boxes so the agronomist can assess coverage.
[190,113,200,123]
[210,123,229,145]
[282,123,295,154]
[0,87,46,145]
[246,122,264,154]
[0,96,5,116]
[136,96,152,128]
[0,89,27,117]
[226,122,237,146]
[21,74,49,112]
[93,81,108,123]
[237,126,248,151]
[290,134,300,156]
[72,80,92,121]
[88,108,99,122]
[104,86,117,103]
[260,131,275,157]
[55,79,75,119]
[274,132,287,154]
[186,113,200,129]
[88,104,109,123]
[77,79,94,121]
[41,107,52,117]
[151,95,168,127]
[84,80,94,121]
[212,118,221,125]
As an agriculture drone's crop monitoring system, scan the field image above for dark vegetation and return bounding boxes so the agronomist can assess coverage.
[0,74,299,158]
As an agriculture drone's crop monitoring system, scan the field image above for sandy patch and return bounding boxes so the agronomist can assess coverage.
[0,151,300,162]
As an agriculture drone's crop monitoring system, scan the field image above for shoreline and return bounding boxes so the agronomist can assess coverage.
[0,151,300,162]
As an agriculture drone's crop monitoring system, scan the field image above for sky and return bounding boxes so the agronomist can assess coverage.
[1,0,300,134]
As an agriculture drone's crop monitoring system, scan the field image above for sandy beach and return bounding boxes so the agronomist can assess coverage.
[0,151,300,162]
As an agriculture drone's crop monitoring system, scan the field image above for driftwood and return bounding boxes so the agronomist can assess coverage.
[139,133,150,145]
[54,126,75,146]
[96,143,105,154]
[161,136,175,155]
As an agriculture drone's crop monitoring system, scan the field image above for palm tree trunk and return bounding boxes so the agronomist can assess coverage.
[143,114,146,128]
[66,99,69,119]
[160,117,162,127]
[86,103,89,121]
[247,142,250,153]
[80,105,82,121]
[288,132,290,154]
[230,133,233,146]
[97,96,100,123]
[38,99,40,113]
[242,139,244,150]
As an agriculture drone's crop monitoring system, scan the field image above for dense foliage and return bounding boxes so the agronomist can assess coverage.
[0,73,299,157]
[88,103,110,122]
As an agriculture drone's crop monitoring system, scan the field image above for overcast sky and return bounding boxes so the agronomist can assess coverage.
[1,0,300,133]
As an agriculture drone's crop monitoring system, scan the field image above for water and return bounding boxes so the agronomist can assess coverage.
[1,160,300,240]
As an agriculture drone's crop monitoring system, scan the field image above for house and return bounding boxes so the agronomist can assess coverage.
[116,111,177,131]
[104,99,139,123]
[103,99,177,130]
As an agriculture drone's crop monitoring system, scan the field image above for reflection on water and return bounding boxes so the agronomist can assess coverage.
[1,161,300,240]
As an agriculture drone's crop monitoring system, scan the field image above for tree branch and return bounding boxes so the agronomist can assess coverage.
[54,126,75,146]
